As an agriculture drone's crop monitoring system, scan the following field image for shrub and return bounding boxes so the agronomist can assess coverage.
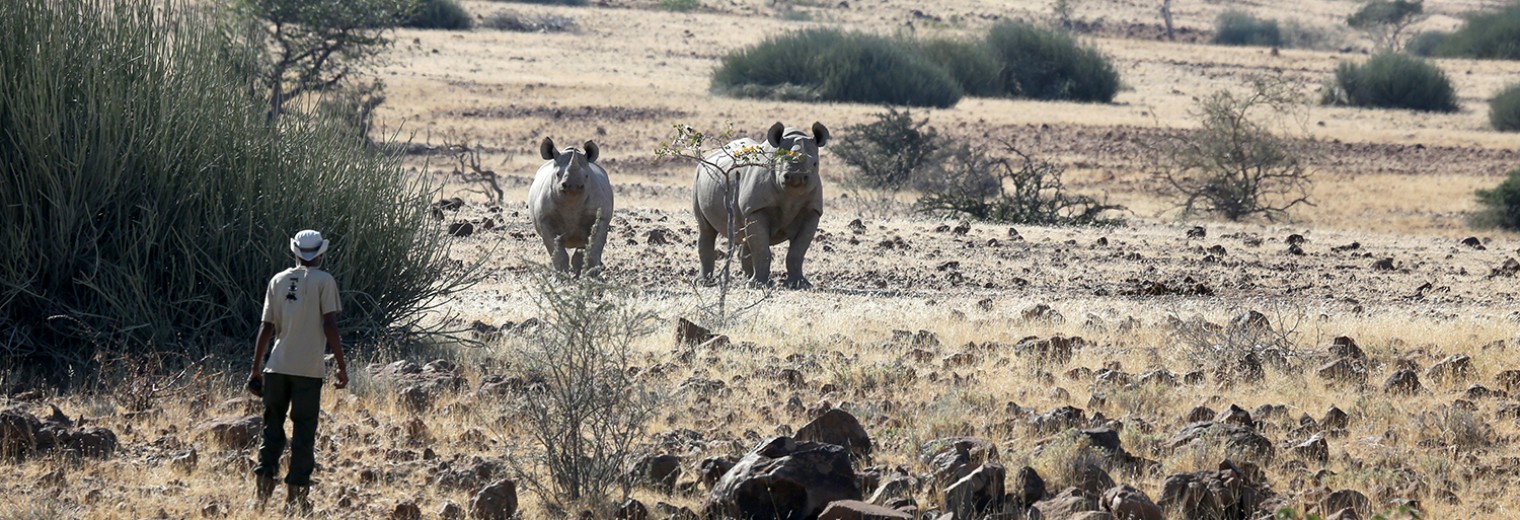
[1346,0,1425,52]
[915,142,1122,226]
[1473,167,1520,230]
[1434,3,1520,60]
[0,0,471,368]
[497,0,586,5]
[712,29,963,108]
[1280,19,1348,51]
[833,108,947,193]
[505,266,657,509]
[482,10,577,32]
[1213,10,1282,47]
[406,0,473,30]
[659,0,699,11]
[919,38,1003,97]
[1155,79,1314,222]
[1406,30,1450,56]
[1325,53,1458,112]
[985,20,1121,103]
[1491,83,1520,131]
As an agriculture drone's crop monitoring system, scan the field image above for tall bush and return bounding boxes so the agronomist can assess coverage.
[1434,3,1520,60]
[1325,53,1458,112]
[406,0,474,30]
[0,0,471,369]
[712,29,962,108]
[1490,83,1520,131]
[1213,10,1283,47]
[985,20,1121,103]
[1473,167,1520,230]
[919,38,1003,97]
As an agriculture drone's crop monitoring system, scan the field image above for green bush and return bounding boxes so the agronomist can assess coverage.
[712,29,963,108]
[1491,83,1520,131]
[1435,3,1520,60]
[1406,30,1450,56]
[1213,10,1283,47]
[406,0,473,30]
[919,38,1003,97]
[659,0,699,11]
[0,0,471,368]
[985,20,1121,103]
[1473,167,1520,230]
[1325,53,1458,112]
[833,108,947,191]
[498,0,586,5]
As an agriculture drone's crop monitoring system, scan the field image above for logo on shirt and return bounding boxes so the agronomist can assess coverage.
[285,276,301,302]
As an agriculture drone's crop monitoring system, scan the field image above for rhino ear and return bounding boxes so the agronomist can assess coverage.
[766,122,786,148]
[540,137,557,161]
[583,141,599,163]
[811,122,830,148]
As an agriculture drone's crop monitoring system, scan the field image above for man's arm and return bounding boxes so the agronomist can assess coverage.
[251,321,274,381]
[324,312,348,389]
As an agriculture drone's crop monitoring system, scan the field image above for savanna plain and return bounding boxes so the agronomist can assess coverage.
[6,0,1520,518]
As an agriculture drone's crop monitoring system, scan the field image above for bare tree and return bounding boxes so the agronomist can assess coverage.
[440,141,507,206]
[1161,0,1176,40]
[1152,77,1315,222]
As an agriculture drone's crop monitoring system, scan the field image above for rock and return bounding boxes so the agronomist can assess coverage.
[1214,405,1257,429]
[1185,406,1216,423]
[655,502,700,520]
[391,500,422,520]
[632,453,681,492]
[1320,489,1371,517]
[1463,384,1502,400]
[1071,463,1116,499]
[1383,370,1421,395]
[616,498,649,520]
[1230,311,1270,331]
[1495,370,1520,392]
[1187,226,1206,239]
[1166,422,1274,462]
[868,473,915,505]
[1101,484,1163,520]
[796,408,872,459]
[1031,406,1086,434]
[438,501,464,520]
[1317,358,1367,385]
[434,457,504,491]
[1157,460,1272,520]
[1015,336,1079,365]
[1371,258,1395,271]
[676,318,713,346]
[702,437,861,520]
[645,228,671,246]
[1322,407,1348,429]
[818,500,913,520]
[1460,236,1484,249]
[1035,487,1100,519]
[1326,508,1362,520]
[1022,304,1064,323]
[194,415,262,449]
[1010,466,1047,508]
[171,449,198,473]
[470,480,518,520]
[699,456,737,490]
[447,221,474,238]
[943,462,1005,518]
[1328,337,1364,360]
[1425,354,1473,385]
[921,437,999,487]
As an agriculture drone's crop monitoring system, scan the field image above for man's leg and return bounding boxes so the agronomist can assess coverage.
[253,372,292,504]
[284,375,323,487]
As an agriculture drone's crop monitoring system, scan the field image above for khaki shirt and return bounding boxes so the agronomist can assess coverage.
[261,265,341,379]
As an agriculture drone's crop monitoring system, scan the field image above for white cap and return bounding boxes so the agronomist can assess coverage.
[290,230,329,261]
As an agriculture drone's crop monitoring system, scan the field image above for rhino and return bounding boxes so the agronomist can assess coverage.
[529,137,613,278]
[693,122,829,289]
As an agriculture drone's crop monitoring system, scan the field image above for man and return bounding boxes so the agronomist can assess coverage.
[249,229,349,512]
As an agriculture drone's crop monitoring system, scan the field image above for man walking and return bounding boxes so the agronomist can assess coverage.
[249,229,349,512]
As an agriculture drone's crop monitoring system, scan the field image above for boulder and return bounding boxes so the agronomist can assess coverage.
[470,480,518,520]
[1425,355,1473,385]
[1383,370,1421,395]
[817,500,913,520]
[616,498,650,520]
[1009,466,1047,508]
[1035,487,1100,519]
[194,415,263,449]
[1319,489,1371,517]
[1166,422,1274,462]
[1316,358,1366,385]
[1157,460,1272,520]
[1100,485,1163,520]
[699,456,737,490]
[702,437,861,520]
[943,462,1004,518]
[796,408,872,459]
[920,437,999,487]
[632,453,682,492]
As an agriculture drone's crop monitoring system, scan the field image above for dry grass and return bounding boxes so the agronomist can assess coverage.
[7,0,1520,517]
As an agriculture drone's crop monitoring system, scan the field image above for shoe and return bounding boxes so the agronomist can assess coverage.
[255,474,278,508]
[285,484,313,515]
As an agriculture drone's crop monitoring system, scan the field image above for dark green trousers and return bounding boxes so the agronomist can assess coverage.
[253,372,323,486]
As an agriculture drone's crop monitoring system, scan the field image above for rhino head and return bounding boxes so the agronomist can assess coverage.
[540,137,600,196]
[765,122,829,190]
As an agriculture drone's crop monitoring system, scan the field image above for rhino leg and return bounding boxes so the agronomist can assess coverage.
[584,215,610,280]
[545,235,570,273]
[696,217,718,286]
[570,250,584,277]
[782,211,820,290]
[743,214,774,288]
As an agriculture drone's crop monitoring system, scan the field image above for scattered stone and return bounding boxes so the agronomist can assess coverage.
[1460,236,1484,250]
[1371,258,1395,271]
[1010,466,1047,508]
[194,415,262,449]
[1496,370,1520,393]
[676,318,713,346]
[1290,434,1329,464]
[1322,407,1349,430]
[1317,358,1367,385]
[632,453,681,492]
[1021,304,1064,323]
[1157,461,1272,520]
[1034,487,1100,519]
[796,408,872,459]
[645,228,671,245]
[819,499,913,520]
[1320,489,1371,518]
[1031,406,1087,434]
[470,480,518,520]
[702,437,861,520]
[1383,370,1421,395]
[1328,337,1364,360]
[1015,336,1079,365]
[438,502,464,520]
[447,221,474,238]
[171,449,198,474]
[698,457,736,490]
[616,498,649,520]
[391,500,422,520]
[1425,354,1473,385]
[1186,226,1206,239]
[1166,422,1274,462]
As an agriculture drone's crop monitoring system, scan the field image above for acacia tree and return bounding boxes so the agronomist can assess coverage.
[1348,0,1425,52]
[232,0,415,123]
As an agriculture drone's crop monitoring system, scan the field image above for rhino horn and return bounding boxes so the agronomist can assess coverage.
[811,122,830,147]
[540,137,558,160]
[766,122,786,148]
[583,141,599,163]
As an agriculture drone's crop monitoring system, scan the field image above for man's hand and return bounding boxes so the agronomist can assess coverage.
[246,375,263,398]
[334,368,349,390]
